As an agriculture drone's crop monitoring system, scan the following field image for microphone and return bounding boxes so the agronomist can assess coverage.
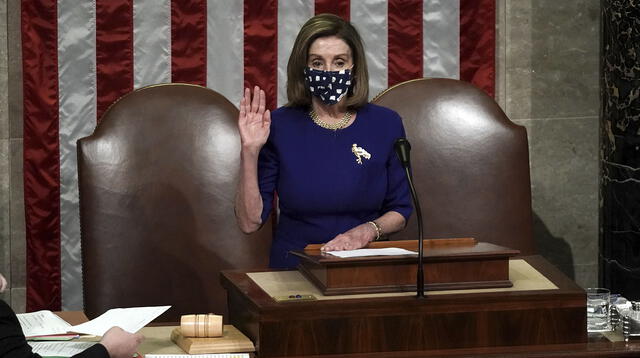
[394,138,412,168]
[394,138,425,298]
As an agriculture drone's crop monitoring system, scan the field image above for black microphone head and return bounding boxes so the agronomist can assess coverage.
[394,138,411,168]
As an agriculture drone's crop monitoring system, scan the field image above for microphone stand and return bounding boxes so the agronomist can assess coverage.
[404,166,425,298]
[394,138,425,298]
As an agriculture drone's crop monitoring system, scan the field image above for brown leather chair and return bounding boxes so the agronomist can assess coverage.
[78,84,272,321]
[373,78,535,254]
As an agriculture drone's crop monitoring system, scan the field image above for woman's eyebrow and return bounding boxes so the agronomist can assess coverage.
[308,52,350,57]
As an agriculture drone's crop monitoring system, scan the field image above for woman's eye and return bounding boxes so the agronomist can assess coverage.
[311,61,323,68]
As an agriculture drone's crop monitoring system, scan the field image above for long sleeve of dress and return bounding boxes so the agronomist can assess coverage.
[257,124,279,224]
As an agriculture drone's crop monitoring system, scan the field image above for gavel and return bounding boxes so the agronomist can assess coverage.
[180,313,223,338]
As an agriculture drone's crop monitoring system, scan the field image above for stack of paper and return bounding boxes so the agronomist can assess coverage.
[327,247,417,258]
[70,306,171,336]
[17,311,73,338]
[28,341,98,357]
[18,306,172,357]
[17,305,171,338]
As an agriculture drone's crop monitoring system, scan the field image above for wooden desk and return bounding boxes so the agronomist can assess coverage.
[221,256,640,357]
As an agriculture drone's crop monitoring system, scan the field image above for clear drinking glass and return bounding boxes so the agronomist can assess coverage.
[586,288,612,332]
[623,301,640,341]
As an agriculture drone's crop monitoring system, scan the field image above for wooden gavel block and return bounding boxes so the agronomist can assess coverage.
[180,313,223,338]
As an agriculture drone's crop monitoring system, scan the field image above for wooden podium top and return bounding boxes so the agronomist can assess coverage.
[290,238,520,295]
[245,258,557,301]
[292,238,520,265]
[221,256,577,312]
[220,256,640,357]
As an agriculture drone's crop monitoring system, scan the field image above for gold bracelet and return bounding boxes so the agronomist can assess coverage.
[367,221,382,241]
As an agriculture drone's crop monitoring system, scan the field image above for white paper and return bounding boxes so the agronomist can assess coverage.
[70,306,171,336]
[28,341,97,357]
[146,355,249,358]
[17,311,73,337]
[327,247,418,258]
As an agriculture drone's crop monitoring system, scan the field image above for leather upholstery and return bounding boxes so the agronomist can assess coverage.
[78,84,272,321]
[373,78,535,254]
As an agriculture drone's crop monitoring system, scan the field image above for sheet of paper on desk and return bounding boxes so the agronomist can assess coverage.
[28,341,96,357]
[146,355,249,358]
[327,247,418,258]
[70,305,171,336]
[17,310,73,337]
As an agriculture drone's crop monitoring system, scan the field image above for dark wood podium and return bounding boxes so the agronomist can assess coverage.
[291,238,519,295]
[221,256,640,357]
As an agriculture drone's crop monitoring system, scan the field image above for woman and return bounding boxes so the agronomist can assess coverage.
[235,14,412,268]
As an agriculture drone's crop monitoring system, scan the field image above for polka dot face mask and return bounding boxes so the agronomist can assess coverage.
[304,67,352,105]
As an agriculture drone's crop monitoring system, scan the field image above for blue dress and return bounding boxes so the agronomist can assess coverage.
[258,103,413,268]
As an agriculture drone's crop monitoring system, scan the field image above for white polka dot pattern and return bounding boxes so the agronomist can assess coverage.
[303,67,352,105]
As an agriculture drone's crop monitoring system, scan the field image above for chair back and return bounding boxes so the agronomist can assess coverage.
[373,78,535,254]
[78,84,272,321]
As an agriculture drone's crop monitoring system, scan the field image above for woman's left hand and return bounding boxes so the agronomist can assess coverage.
[321,223,375,252]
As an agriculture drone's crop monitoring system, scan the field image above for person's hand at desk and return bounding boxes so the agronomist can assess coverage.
[321,212,406,252]
[0,272,144,358]
[321,223,375,251]
[100,327,144,358]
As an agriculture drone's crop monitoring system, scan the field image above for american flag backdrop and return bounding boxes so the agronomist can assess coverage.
[21,0,495,311]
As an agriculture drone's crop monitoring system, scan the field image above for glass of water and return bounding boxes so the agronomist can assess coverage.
[586,288,612,332]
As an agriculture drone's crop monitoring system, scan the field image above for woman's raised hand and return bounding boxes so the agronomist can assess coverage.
[238,86,271,151]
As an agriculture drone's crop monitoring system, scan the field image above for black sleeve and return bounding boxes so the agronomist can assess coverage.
[71,343,110,358]
[0,300,110,358]
[0,299,37,358]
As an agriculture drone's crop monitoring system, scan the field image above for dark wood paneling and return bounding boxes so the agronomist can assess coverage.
[220,256,610,357]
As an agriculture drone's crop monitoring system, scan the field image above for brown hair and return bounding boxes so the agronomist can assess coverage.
[286,14,369,109]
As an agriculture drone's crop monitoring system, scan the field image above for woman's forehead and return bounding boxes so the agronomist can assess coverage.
[308,36,352,57]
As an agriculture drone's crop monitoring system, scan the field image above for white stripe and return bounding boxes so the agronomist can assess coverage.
[58,0,97,310]
[207,0,244,107]
[423,0,460,79]
[351,0,388,100]
[277,0,313,107]
[133,0,171,88]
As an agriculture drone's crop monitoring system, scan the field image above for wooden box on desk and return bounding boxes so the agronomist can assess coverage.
[220,255,587,357]
[291,238,520,295]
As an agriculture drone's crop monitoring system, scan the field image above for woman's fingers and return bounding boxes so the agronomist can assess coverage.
[263,109,271,127]
[239,97,246,123]
[244,88,251,115]
[322,235,347,251]
[250,85,260,114]
[258,89,266,115]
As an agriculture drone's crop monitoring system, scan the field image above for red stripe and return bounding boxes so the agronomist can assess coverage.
[21,0,61,311]
[96,0,134,121]
[387,0,423,87]
[315,0,350,20]
[460,0,495,97]
[171,0,207,86]
[244,0,278,110]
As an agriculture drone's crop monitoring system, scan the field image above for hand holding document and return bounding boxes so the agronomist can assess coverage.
[70,306,171,336]
[17,305,171,337]
[326,247,417,258]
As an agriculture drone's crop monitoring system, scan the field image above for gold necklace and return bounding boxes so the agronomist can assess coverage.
[309,109,353,131]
